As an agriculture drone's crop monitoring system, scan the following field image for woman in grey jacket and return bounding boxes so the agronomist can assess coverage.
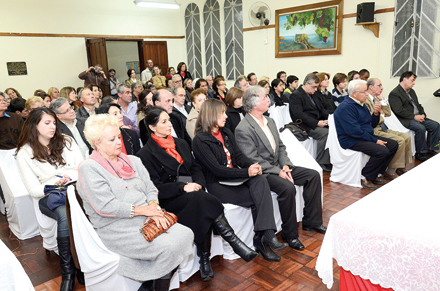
[77,114,193,291]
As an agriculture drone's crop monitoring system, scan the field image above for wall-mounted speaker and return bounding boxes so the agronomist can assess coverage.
[357,2,375,24]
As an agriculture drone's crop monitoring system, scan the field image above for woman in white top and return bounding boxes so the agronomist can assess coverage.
[16,107,83,291]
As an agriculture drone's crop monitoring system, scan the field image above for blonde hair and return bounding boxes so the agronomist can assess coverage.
[260,75,269,82]
[25,96,44,110]
[84,114,119,149]
[195,99,226,133]
[48,87,59,98]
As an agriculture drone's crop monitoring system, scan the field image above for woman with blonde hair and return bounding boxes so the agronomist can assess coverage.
[25,96,44,111]
[5,87,22,99]
[48,87,60,100]
[60,87,81,110]
[152,66,166,89]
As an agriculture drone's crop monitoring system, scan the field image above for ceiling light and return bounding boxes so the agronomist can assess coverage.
[134,0,180,9]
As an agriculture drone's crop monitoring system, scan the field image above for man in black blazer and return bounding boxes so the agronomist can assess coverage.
[50,97,92,158]
[388,71,440,162]
[289,73,331,172]
[172,87,191,126]
[75,88,96,120]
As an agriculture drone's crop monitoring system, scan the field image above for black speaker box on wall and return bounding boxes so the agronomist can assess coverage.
[357,2,375,23]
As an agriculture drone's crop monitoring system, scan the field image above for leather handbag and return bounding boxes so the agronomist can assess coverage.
[280,119,309,141]
[176,163,193,183]
[140,210,178,242]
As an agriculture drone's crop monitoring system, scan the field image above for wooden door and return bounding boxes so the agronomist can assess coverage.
[142,41,169,78]
[86,38,110,96]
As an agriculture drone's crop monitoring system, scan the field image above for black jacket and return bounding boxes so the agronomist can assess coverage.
[59,118,93,154]
[314,90,336,114]
[75,106,94,120]
[120,128,141,155]
[389,84,427,128]
[225,106,246,134]
[289,85,329,132]
[192,128,252,184]
[136,137,205,199]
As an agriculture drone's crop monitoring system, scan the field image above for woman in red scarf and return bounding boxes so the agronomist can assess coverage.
[136,107,257,281]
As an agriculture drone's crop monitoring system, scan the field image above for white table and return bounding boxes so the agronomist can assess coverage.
[0,239,35,291]
[316,154,440,290]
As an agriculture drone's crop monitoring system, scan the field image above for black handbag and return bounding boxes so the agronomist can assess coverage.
[176,163,193,183]
[280,119,309,141]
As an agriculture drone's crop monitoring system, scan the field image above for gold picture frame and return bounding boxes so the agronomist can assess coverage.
[275,0,343,58]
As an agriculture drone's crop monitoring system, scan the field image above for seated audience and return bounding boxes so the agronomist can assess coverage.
[50,97,92,158]
[152,66,167,90]
[77,114,193,291]
[290,73,331,171]
[16,107,84,291]
[10,97,29,120]
[268,79,286,106]
[332,73,348,106]
[0,92,24,149]
[5,87,22,99]
[212,76,227,103]
[96,103,140,155]
[193,99,286,262]
[258,80,270,97]
[247,73,258,86]
[206,75,214,92]
[147,83,157,94]
[25,96,44,111]
[78,64,109,87]
[166,66,175,79]
[334,80,398,190]
[166,78,174,93]
[365,78,412,178]
[136,89,153,127]
[172,87,191,124]
[260,75,270,83]
[117,84,137,125]
[4,93,11,112]
[131,82,143,103]
[389,71,440,162]
[194,78,209,93]
[172,74,183,90]
[315,72,336,114]
[48,87,59,100]
[282,75,299,101]
[276,71,287,84]
[101,96,140,138]
[34,89,47,96]
[86,84,101,108]
[38,92,52,108]
[235,86,326,250]
[186,88,206,139]
[137,107,257,280]
[224,87,246,133]
[234,76,249,91]
[359,69,370,81]
[177,62,193,82]
[60,87,80,110]
[184,78,193,105]
[76,88,96,119]
[125,69,143,90]
[347,70,360,82]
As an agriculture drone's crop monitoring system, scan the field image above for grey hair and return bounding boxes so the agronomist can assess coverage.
[243,85,265,113]
[117,84,130,95]
[234,77,246,89]
[172,74,182,81]
[0,91,5,98]
[78,88,91,100]
[84,114,119,149]
[130,82,140,90]
[348,80,367,96]
[366,78,377,89]
[303,73,319,85]
[173,86,184,95]
[49,97,69,114]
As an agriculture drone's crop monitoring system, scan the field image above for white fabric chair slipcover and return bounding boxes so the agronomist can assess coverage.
[0,240,35,291]
[0,195,5,215]
[383,110,416,156]
[325,115,369,188]
[0,149,40,240]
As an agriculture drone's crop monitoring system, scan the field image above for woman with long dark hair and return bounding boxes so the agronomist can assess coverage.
[268,79,286,106]
[176,62,193,82]
[16,107,83,291]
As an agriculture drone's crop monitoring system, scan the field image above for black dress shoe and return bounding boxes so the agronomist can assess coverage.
[281,234,304,250]
[415,153,428,162]
[428,150,438,156]
[319,164,332,172]
[302,224,327,234]
[262,234,288,250]
[253,235,281,262]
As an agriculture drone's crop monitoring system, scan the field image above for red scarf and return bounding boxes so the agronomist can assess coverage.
[151,133,183,164]
[89,151,136,179]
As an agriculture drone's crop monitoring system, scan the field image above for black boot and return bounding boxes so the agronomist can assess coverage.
[76,269,85,285]
[196,230,214,281]
[212,213,258,262]
[57,236,76,291]
[253,234,281,262]
[154,267,178,291]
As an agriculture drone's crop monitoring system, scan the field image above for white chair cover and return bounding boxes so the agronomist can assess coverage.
[0,240,35,291]
[0,149,40,240]
[325,115,369,188]
[0,195,5,215]
[383,110,416,156]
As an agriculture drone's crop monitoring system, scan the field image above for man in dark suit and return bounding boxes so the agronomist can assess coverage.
[389,71,440,162]
[172,87,191,126]
[75,88,96,119]
[235,85,326,251]
[50,97,92,158]
[289,73,331,172]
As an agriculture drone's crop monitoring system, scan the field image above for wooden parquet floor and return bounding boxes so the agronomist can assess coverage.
[1,160,421,291]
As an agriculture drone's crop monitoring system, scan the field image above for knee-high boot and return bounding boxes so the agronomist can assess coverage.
[196,229,214,281]
[212,213,258,262]
[57,236,76,291]
[154,267,178,291]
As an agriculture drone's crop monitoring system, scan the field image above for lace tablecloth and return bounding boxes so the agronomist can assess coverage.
[316,154,440,290]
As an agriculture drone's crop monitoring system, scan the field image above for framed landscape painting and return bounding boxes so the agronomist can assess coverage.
[275,0,343,58]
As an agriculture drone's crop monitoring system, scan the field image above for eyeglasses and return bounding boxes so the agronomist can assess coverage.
[311,85,319,89]
[59,105,75,114]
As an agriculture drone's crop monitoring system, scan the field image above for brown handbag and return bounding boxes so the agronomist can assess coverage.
[140,211,178,242]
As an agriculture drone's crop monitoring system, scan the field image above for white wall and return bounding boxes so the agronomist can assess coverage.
[107,41,141,83]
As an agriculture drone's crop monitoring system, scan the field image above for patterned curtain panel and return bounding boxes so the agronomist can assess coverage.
[185,3,203,78]
[204,0,222,77]
[224,0,244,80]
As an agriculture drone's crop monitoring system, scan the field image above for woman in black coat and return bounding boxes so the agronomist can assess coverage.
[315,72,336,114]
[136,107,256,281]
[96,103,140,155]
[176,62,193,83]
[224,87,246,134]
[192,99,287,262]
